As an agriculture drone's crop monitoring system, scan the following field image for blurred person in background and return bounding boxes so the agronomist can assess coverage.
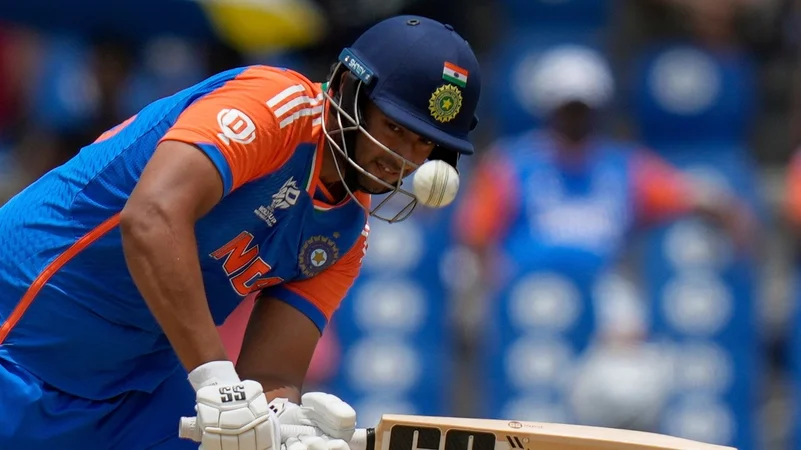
[0,30,138,204]
[649,0,751,49]
[455,45,755,428]
[458,45,753,308]
[0,26,52,203]
[623,0,785,53]
[782,147,801,447]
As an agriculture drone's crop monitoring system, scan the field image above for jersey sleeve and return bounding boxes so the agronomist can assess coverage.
[455,151,519,249]
[159,66,322,196]
[261,223,369,332]
[631,150,694,225]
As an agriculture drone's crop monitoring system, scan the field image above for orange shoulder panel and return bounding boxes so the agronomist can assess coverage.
[160,66,324,193]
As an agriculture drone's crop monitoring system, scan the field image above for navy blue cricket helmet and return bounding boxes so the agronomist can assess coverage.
[322,15,481,222]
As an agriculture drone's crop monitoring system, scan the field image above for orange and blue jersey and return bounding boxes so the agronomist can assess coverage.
[457,131,694,356]
[457,131,692,275]
[0,65,369,402]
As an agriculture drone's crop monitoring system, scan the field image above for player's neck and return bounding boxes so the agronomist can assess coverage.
[319,142,343,184]
[550,132,594,169]
[318,144,349,201]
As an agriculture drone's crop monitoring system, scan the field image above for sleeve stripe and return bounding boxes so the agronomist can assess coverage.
[266,84,306,108]
[196,143,235,195]
[280,106,324,129]
[274,94,323,117]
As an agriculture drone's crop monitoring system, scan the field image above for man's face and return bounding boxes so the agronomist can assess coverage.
[551,101,596,144]
[351,102,437,194]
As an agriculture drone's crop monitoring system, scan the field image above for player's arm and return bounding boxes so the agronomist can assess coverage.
[121,140,229,371]
[232,296,319,404]
[632,150,756,251]
[121,69,290,376]
[454,151,518,284]
[455,152,518,250]
[236,227,369,403]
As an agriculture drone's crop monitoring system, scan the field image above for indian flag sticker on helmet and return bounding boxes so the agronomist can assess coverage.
[442,62,468,88]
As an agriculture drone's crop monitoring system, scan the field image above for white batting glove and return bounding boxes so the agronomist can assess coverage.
[269,393,357,449]
[189,361,281,450]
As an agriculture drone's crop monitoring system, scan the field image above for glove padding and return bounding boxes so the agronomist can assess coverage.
[270,393,357,442]
[196,380,281,450]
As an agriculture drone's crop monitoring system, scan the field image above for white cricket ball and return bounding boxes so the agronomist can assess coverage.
[412,160,460,208]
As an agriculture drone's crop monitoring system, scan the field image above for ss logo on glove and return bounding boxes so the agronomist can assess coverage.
[219,384,247,403]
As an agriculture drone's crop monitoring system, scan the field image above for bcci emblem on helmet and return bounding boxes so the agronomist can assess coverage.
[429,84,463,123]
[299,236,340,277]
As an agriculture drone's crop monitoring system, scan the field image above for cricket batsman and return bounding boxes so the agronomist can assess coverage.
[0,15,480,450]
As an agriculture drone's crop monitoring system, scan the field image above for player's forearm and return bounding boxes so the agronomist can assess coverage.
[689,189,742,228]
[120,209,227,371]
[261,380,302,404]
[237,359,303,403]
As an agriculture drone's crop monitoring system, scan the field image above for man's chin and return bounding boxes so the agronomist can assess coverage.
[356,175,398,195]
[359,184,393,195]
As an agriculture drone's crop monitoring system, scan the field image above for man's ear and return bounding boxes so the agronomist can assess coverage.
[336,70,350,92]
[360,99,376,128]
[339,70,349,85]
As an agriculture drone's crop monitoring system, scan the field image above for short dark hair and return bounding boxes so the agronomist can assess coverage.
[326,61,341,80]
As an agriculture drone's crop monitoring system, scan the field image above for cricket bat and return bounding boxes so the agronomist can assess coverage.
[179,413,736,450]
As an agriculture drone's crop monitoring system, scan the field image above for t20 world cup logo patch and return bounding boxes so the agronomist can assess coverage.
[299,235,340,277]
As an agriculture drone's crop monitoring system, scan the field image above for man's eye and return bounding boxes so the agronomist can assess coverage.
[387,122,402,132]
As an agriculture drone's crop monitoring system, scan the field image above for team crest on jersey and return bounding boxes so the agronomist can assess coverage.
[299,235,340,277]
[428,84,462,123]
[255,177,301,227]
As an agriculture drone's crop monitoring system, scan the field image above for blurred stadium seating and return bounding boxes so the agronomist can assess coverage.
[1,1,799,449]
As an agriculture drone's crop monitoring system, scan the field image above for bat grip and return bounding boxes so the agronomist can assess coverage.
[179,416,372,450]
[178,416,202,442]
[348,428,370,450]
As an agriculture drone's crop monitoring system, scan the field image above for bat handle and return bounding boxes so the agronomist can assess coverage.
[178,416,202,442]
[179,416,372,450]
[348,428,370,450]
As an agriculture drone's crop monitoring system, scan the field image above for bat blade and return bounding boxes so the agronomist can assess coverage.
[369,415,735,450]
